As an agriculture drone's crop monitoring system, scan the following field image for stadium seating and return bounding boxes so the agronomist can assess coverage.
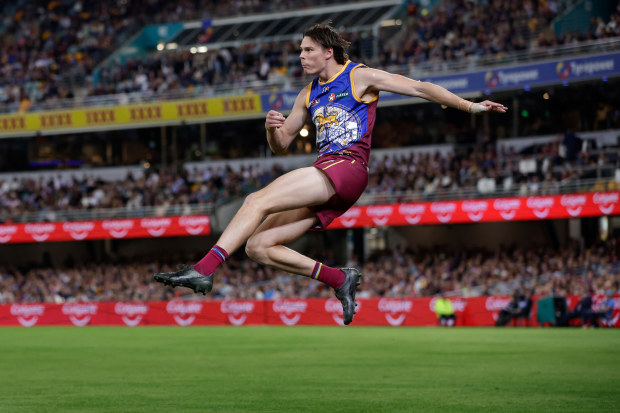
[1,0,619,111]
[1,241,618,303]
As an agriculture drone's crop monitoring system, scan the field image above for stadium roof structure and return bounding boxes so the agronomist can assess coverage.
[168,0,403,51]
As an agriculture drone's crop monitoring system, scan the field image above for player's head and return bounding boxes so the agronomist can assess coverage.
[302,22,350,65]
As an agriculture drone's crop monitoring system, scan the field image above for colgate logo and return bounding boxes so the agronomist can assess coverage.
[561,195,586,217]
[593,192,619,215]
[166,301,203,326]
[102,220,134,238]
[324,298,362,325]
[339,207,361,228]
[10,304,45,327]
[378,298,412,326]
[115,303,148,326]
[485,296,511,311]
[24,223,56,242]
[141,218,172,237]
[220,301,255,326]
[0,225,18,243]
[62,303,98,326]
[398,203,425,224]
[62,221,95,240]
[430,202,456,223]
[493,199,521,220]
[179,215,210,235]
[366,205,393,226]
[461,200,489,222]
[429,297,467,313]
[526,197,555,219]
[272,300,308,325]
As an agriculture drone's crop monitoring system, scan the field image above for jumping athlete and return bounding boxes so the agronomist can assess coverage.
[154,23,507,325]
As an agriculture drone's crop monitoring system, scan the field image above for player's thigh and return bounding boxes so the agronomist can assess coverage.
[256,167,336,213]
[248,207,318,248]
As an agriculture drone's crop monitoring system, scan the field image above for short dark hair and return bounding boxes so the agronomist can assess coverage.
[303,22,350,64]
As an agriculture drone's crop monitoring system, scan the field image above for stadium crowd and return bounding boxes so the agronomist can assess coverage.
[2,137,618,223]
[1,241,618,304]
[3,0,620,108]
[1,138,617,223]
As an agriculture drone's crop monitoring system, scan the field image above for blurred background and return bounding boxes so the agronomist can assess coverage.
[0,0,619,327]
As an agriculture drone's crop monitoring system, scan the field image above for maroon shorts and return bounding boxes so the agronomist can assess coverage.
[310,154,369,229]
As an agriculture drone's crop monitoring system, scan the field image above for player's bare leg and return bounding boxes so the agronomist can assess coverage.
[155,167,334,294]
[245,207,361,325]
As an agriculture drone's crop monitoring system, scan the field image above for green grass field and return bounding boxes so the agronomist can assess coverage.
[1,327,618,413]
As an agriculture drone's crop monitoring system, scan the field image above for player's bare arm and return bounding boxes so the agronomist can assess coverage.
[352,67,507,114]
[265,87,310,154]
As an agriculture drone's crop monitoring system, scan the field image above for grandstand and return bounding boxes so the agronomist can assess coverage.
[2,2,620,412]
[0,0,619,324]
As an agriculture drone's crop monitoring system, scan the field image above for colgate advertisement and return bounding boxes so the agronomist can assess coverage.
[1,296,617,327]
[328,191,620,228]
[0,215,210,244]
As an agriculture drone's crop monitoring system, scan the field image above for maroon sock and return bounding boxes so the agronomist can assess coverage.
[311,262,345,289]
[193,245,228,276]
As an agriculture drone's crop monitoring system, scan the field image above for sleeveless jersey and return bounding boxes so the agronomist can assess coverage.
[305,61,377,164]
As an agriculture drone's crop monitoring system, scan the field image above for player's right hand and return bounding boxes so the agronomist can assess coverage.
[265,110,286,130]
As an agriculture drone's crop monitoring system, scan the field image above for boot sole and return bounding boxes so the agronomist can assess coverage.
[154,274,212,295]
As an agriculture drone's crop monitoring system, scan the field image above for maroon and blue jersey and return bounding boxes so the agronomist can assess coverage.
[305,61,377,165]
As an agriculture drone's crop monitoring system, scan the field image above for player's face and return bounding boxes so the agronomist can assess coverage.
[299,37,330,76]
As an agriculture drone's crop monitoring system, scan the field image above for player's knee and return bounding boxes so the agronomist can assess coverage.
[245,237,267,264]
[242,190,272,214]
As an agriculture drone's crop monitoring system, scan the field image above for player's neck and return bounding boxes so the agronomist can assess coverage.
[318,61,345,83]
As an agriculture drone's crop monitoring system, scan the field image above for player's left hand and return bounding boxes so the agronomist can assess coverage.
[477,100,508,113]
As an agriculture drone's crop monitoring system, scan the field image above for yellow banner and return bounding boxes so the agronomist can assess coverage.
[0,94,262,137]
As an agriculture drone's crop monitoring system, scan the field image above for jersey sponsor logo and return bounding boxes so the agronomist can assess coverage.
[366,205,393,226]
[10,304,45,327]
[561,194,587,216]
[322,86,330,93]
[102,220,134,238]
[220,301,255,326]
[328,91,349,102]
[310,98,320,107]
[378,299,412,326]
[0,225,18,243]
[62,303,98,326]
[324,298,362,325]
[115,303,149,326]
[166,301,203,326]
[461,200,489,222]
[24,223,56,242]
[592,192,618,215]
[272,300,308,325]
[62,221,95,240]
[430,202,457,223]
[526,196,555,219]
